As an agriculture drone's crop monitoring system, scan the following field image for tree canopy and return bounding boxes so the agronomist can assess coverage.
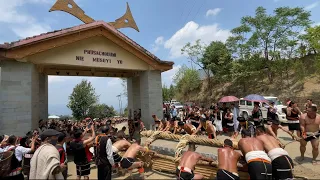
[67,80,99,120]
[169,6,319,103]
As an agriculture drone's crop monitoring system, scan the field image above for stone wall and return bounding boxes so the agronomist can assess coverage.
[127,71,163,129]
[0,60,48,136]
[140,70,163,129]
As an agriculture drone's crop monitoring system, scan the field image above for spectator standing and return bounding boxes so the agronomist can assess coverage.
[70,126,96,180]
[95,126,114,180]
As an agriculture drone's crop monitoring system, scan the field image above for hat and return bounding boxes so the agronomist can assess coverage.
[237,117,246,122]
[40,129,61,141]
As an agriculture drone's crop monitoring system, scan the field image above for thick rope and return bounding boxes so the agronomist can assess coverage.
[141,130,238,149]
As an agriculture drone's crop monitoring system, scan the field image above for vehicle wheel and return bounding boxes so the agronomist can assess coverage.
[243,112,248,120]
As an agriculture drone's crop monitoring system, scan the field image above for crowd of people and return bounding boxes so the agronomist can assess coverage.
[0,99,319,180]
[156,99,320,179]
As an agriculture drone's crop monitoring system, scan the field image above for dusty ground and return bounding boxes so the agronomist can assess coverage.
[66,122,320,179]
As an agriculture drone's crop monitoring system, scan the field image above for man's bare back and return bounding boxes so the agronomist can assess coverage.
[179,151,201,170]
[218,147,240,173]
[256,134,280,152]
[238,137,264,155]
[113,139,131,151]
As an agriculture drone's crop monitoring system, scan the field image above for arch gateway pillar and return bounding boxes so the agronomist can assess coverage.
[127,70,163,129]
[0,22,173,136]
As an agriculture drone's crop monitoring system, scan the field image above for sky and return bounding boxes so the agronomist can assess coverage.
[1,0,320,115]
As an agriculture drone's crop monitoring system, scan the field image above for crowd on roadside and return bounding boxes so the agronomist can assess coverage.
[0,98,319,180]
[152,98,320,179]
[0,116,135,180]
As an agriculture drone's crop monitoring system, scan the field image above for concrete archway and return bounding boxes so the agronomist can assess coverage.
[0,21,173,136]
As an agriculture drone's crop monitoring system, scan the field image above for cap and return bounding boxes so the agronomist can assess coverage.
[40,129,61,141]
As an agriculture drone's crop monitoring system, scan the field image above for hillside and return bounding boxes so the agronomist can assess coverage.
[183,55,320,107]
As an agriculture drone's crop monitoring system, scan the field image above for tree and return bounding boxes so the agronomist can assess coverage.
[181,40,212,88]
[173,65,201,101]
[67,79,99,120]
[227,6,311,82]
[201,41,233,82]
[304,25,320,53]
[87,104,116,118]
[162,84,176,101]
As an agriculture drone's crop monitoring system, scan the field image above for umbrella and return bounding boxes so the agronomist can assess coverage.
[243,94,268,102]
[219,96,239,103]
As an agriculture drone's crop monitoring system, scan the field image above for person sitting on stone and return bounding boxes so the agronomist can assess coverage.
[255,125,294,180]
[176,121,197,135]
[192,117,217,139]
[176,144,215,180]
[238,129,272,180]
[217,139,244,180]
[119,143,154,177]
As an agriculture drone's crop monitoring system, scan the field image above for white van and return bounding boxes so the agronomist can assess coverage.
[239,96,287,123]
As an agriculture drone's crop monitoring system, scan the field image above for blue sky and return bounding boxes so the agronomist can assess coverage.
[1,0,320,115]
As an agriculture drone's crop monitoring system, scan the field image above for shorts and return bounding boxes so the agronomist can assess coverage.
[288,123,300,131]
[216,169,240,180]
[304,131,320,142]
[227,125,234,132]
[120,157,135,169]
[253,120,261,126]
[176,168,194,180]
[272,155,294,180]
[113,152,122,163]
[76,163,91,176]
[247,161,272,180]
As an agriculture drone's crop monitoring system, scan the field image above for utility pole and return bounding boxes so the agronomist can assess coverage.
[117,94,123,116]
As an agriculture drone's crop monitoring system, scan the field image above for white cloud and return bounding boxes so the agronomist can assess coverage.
[305,2,319,10]
[151,36,164,53]
[161,65,181,86]
[12,24,51,38]
[164,21,231,59]
[206,8,222,17]
[0,0,52,38]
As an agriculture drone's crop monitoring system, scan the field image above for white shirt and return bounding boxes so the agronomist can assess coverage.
[106,139,114,166]
[2,145,31,161]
